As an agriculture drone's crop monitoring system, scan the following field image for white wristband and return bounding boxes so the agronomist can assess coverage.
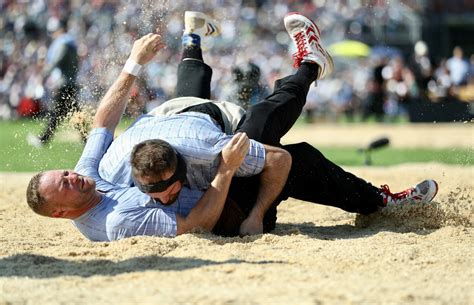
[123,58,142,76]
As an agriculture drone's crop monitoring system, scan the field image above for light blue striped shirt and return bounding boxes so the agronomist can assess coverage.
[98,112,265,189]
[73,128,205,241]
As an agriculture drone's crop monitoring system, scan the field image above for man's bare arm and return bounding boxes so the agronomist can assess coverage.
[239,145,292,235]
[176,133,250,235]
[93,33,164,133]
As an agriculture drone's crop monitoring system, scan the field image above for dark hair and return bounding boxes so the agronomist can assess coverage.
[26,172,48,216]
[131,139,177,180]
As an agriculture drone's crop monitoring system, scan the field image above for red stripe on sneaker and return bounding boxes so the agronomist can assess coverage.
[306,26,316,35]
[308,35,318,44]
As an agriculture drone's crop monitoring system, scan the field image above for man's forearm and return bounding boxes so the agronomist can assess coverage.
[176,164,235,235]
[240,146,291,234]
[92,33,164,133]
[92,71,136,132]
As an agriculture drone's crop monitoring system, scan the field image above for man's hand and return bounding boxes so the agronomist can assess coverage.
[239,215,263,236]
[129,33,165,65]
[220,132,250,174]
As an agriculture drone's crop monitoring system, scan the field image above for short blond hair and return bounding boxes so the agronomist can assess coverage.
[26,172,50,216]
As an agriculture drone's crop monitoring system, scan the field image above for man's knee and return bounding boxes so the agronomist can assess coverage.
[285,142,325,166]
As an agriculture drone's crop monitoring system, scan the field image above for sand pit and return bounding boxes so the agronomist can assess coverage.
[1,123,473,304]
[0,163,472,305]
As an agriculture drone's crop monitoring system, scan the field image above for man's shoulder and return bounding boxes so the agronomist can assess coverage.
[77,188,153,220]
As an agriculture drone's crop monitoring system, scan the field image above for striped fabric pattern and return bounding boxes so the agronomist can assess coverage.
[98,112,266,189]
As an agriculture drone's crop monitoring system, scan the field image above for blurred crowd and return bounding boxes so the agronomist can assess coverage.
[305,43,474,122]
[1,0,473,123]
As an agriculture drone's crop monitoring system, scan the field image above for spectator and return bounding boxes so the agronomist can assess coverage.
[363,57,387,121]
[446,46,469,86]
[430,59,453,98]
[27,17,83,147]
[410,40,433,97]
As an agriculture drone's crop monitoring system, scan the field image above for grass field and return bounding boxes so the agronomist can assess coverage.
[1,119,472,172]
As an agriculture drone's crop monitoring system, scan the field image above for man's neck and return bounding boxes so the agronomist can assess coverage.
[69,192,102,219]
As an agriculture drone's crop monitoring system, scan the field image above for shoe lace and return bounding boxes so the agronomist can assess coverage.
[380,184,415,201]
[292,31,309,68]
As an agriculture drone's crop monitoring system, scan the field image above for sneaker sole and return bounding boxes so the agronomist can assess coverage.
[425,180,439,203]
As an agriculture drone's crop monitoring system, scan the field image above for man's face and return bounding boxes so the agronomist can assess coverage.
[136,170,183,205]
[39,170,96,218]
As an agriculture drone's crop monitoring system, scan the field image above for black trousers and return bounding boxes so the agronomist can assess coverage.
[176,60,383,236]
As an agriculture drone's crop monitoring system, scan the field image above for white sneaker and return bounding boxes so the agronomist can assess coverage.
[27,133,43,148]
[184,11,220,38]
[381,180,439,206]
[284,12,333,80]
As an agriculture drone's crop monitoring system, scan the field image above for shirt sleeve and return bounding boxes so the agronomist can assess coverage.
[74,128,114,186]
[215,137,266,177]
[236,139,265,176]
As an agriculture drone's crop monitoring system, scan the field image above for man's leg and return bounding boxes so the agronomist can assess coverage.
[175,12,219,99]
[175,51,212,99]
[281,142,384,214]
[279,142,437,213]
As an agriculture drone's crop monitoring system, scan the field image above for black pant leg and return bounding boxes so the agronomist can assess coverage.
[175,60,213,99]
[280,142,384,214]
